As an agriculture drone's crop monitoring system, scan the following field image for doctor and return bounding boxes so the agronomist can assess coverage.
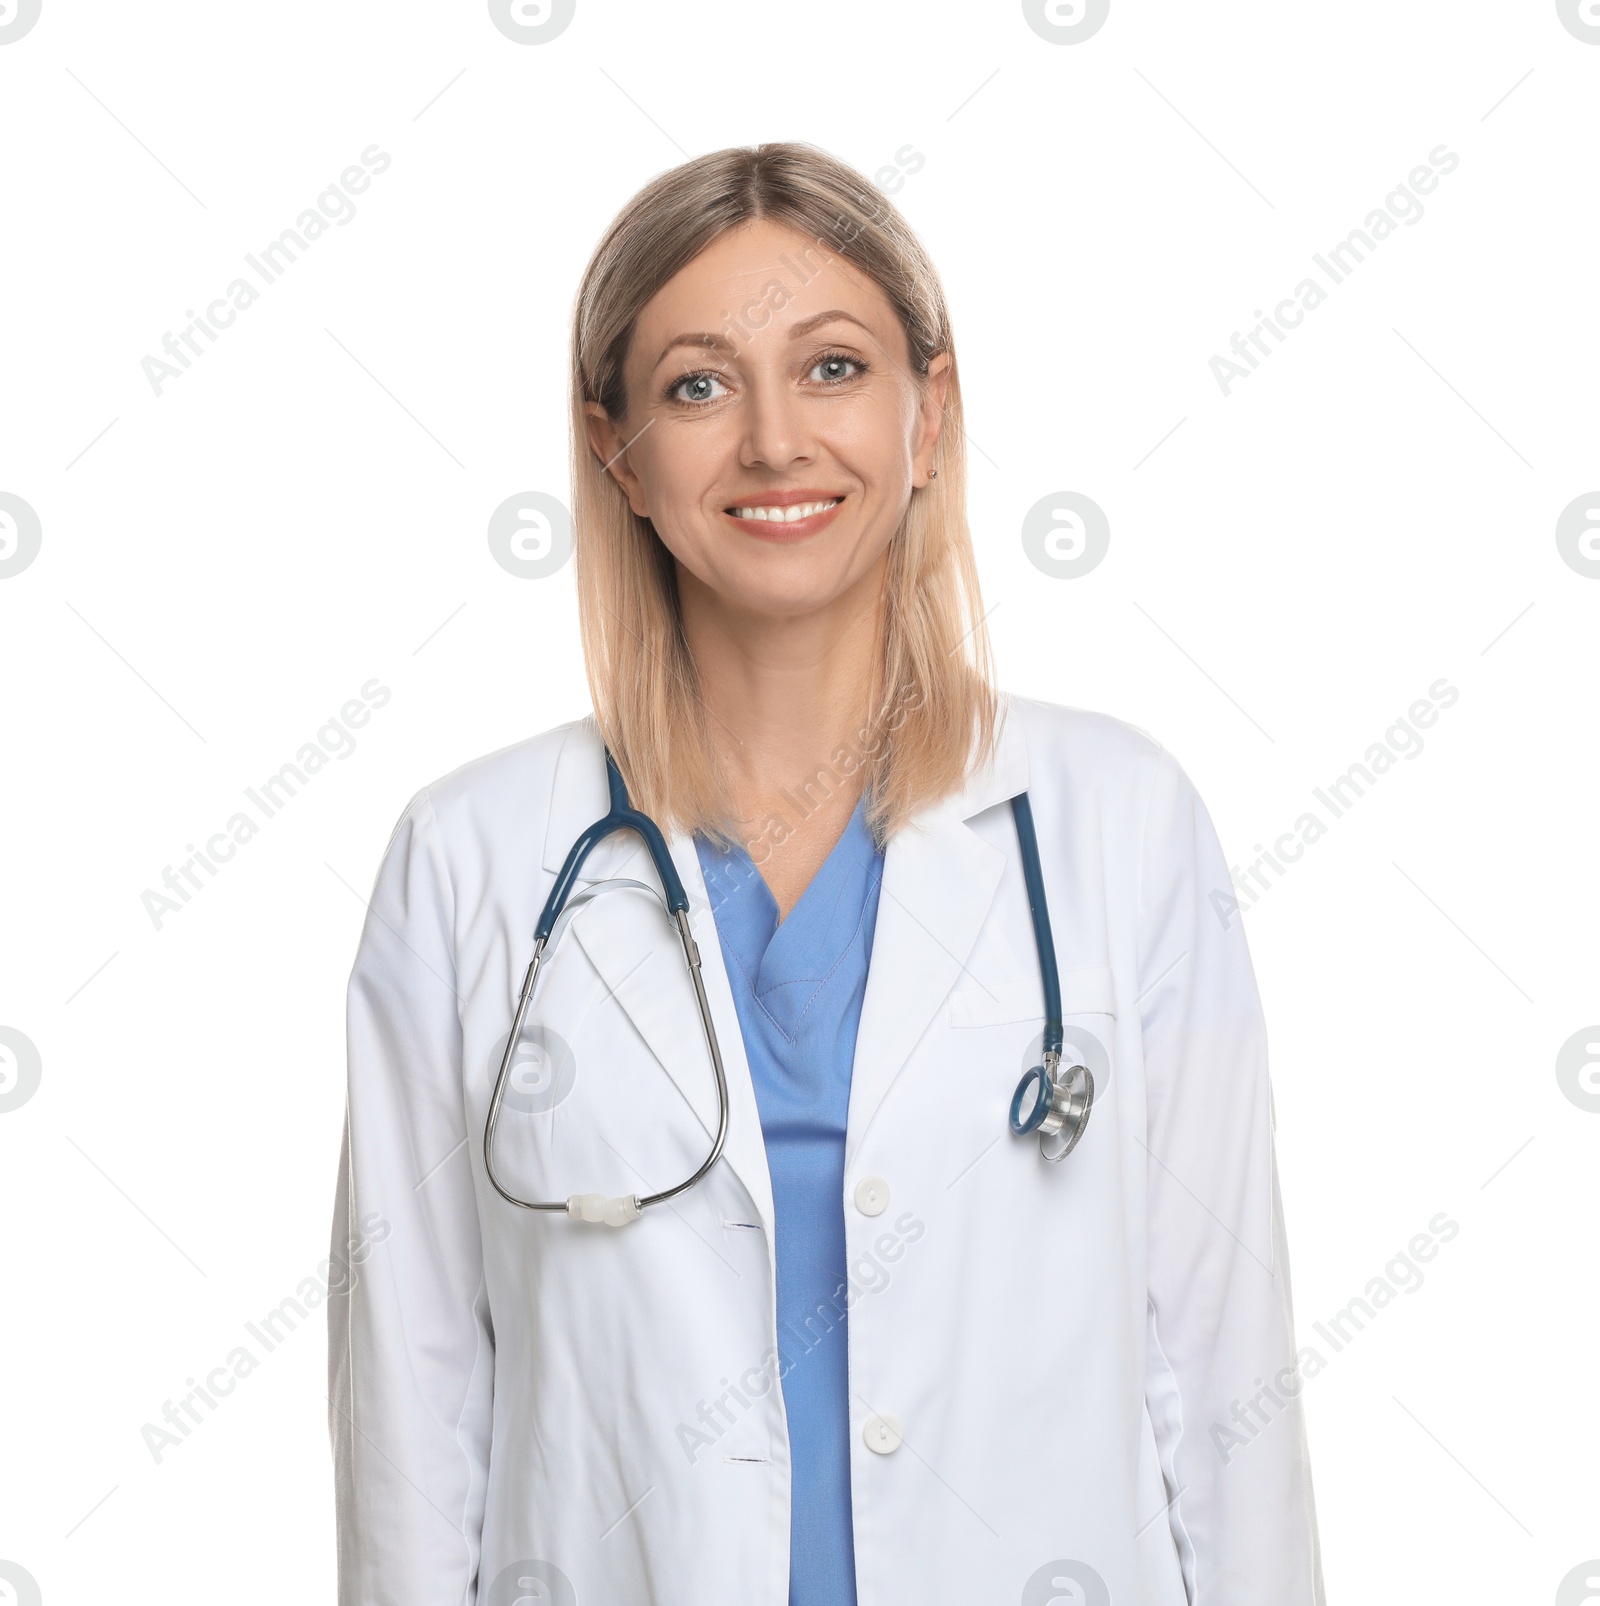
[329,142,1324,1606]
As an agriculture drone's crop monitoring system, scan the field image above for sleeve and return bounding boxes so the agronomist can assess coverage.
[1136,748,1325,1606]
[328,788,496,1606]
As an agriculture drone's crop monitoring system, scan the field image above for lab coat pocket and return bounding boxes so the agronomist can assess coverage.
[947,965,1118,1097]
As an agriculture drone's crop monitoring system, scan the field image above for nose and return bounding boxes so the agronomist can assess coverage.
[738,366,815,473]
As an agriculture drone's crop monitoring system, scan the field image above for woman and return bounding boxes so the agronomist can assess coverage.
[329,142,1324,1606]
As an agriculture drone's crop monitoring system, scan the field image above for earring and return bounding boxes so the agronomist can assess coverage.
[927,468,938,481]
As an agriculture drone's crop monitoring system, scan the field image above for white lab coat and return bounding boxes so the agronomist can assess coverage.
[328,693,1324,1606]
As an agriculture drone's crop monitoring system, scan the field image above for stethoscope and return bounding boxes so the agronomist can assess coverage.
[483,749,1093,1226]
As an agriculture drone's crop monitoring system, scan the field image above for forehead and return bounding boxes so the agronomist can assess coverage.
[631,217,901,356]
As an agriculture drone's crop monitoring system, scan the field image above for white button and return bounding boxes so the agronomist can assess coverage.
[853,1175,889,1216]
[863,1413,903,1454]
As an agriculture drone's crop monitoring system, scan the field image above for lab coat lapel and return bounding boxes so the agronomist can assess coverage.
[540,721,776,1237]
[844,698,1030,1168]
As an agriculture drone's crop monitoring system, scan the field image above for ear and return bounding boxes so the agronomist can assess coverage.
[583,400,651,518]
[913,351,953,487]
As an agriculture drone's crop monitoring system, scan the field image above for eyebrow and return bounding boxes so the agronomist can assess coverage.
[787,309,874,341]
[652,331,735,368]
[651,309,876,370]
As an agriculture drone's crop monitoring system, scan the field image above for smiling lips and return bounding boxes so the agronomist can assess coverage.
[723,494,845,539]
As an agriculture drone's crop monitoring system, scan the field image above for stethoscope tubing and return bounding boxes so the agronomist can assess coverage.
[484,748,1085,1218]
[534,752,689,941]
[1009,791,1063,1061]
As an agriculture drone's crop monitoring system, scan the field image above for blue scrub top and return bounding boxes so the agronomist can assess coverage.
[694,793,885,1606]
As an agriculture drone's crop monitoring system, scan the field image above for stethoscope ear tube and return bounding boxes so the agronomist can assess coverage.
[483,749,731,1223]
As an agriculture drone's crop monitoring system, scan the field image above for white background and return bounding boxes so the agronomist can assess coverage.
[2,1,1597,1601]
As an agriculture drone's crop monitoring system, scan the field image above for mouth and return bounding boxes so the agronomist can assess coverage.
[722,494,846,539]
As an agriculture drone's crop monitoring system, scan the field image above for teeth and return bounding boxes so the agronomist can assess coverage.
[730,498,840,523]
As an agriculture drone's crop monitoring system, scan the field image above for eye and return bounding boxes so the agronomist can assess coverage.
[808,352,867,386]
[666,370,729,405]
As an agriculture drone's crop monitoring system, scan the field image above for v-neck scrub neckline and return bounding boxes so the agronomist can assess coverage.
[694,794,886,1606]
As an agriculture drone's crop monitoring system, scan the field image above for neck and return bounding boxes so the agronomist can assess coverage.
[676,553,887,843]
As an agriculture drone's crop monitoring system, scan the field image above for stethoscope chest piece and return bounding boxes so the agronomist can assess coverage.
[1010,1051,1094,1162]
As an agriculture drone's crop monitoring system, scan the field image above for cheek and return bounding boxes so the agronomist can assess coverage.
[830,389,920,473]
[631,435,720,522]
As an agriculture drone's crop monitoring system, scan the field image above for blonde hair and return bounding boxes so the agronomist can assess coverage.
[569,141,997,849]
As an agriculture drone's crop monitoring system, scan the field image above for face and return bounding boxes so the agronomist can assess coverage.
[585,218,951,627]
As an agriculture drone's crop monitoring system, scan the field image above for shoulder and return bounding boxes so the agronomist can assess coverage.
[999,691,1218,866]
[382,715,594,856]
[1005,690,1164,761]
[1003,691,1182,802]
[1000,695,1237,942]
[424,717,586,813]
